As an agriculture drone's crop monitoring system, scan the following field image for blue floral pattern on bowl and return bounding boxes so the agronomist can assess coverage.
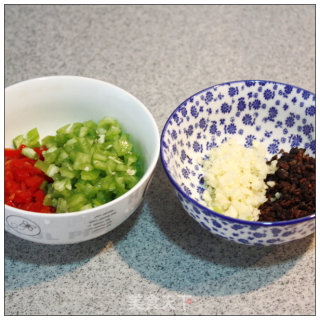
[161,80,315,246]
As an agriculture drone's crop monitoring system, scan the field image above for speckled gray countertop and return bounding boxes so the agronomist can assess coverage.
[4,4,315,315]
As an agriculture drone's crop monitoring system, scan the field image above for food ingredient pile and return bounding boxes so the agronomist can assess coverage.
[5,117,142,213]
[202,139,315,222]
[258,148,316,221]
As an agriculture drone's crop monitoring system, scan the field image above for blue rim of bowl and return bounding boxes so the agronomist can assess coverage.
[160,80,316,227]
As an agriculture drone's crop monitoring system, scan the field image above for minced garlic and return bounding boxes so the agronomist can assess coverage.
[201,139,277,221]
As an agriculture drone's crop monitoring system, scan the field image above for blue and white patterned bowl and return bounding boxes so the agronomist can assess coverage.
[161,80,315,246]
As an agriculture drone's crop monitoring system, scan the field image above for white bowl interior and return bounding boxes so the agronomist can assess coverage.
[5,76,159,172]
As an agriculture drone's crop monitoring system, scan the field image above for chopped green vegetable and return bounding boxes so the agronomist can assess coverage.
[13,134,26,149]
[21,147,38,159]
[13,128,40,148]
[26,128,41,148]
[13,117,143,213]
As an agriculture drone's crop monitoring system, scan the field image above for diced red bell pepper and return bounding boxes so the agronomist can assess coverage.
[34,146,47,160]
[4,146,56,213]
[5,148,22,158]
[25,175,44,189]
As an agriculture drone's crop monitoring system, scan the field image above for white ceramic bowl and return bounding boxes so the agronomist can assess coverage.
[161,80,315,246]
[5,76,160,244]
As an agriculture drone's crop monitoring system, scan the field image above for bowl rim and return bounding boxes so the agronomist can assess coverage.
[5,75,160,218]
[160,79,315,227]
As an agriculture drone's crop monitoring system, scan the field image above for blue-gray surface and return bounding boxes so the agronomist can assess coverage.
[5,4,315,315]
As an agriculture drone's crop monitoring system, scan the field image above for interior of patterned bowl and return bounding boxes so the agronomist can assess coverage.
[161,80,315,220]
